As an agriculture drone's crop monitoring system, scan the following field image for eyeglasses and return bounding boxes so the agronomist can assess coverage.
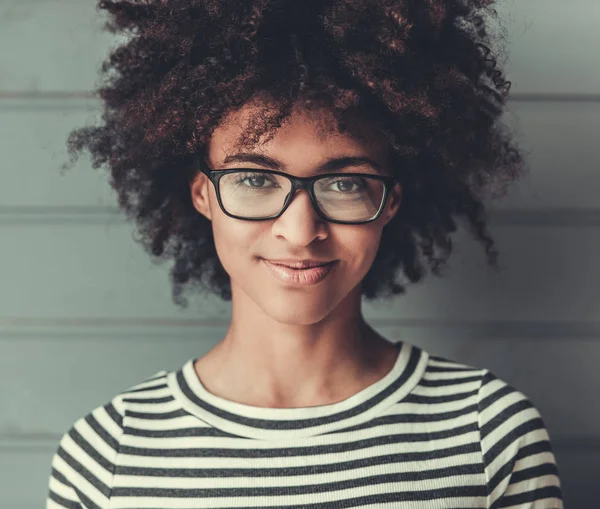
[197,162,399,225]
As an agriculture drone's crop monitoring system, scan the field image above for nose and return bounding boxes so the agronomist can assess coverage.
[270,188,328,243]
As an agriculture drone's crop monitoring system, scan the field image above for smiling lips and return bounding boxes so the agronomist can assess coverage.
[264,259,335,269]
[262,259,338,285]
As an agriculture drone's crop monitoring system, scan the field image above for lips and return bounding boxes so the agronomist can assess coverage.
[262,259,338,285]
[264,260,334,269]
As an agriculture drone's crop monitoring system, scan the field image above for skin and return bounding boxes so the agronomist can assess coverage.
[189,100,403,409]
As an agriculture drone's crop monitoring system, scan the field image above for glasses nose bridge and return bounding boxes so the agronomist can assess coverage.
[286,174,316,201]
[289,174,314,191]
[279,174,321,218]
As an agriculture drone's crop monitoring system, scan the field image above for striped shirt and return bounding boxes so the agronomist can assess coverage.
[46,341,563,508]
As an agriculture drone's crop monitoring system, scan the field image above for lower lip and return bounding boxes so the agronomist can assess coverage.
[262,259,338,286]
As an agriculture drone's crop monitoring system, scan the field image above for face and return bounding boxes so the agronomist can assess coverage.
[190,102,402,325]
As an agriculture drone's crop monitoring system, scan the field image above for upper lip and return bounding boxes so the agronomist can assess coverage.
[263,258,336,269]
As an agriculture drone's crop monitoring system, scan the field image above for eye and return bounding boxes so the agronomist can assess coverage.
[318,176,368,193]
[232,172,277,188]
[331,177,366,192]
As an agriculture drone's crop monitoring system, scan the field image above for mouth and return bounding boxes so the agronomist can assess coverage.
[263,259,336,270]
[261,259,338,286]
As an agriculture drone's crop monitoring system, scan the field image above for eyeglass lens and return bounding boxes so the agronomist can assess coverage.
[218,171,385,222]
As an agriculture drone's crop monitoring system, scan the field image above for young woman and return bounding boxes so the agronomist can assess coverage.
[47,0,563,507]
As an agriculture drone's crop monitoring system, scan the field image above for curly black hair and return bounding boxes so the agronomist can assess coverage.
[61,0,527,308]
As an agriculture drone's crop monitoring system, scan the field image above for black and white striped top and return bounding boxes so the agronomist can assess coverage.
[46,341,564,508]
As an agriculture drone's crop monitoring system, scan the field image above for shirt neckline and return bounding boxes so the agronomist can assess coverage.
[167,340,429,440]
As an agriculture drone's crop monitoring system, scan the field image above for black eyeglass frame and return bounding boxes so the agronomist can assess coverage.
[197,162,400,225]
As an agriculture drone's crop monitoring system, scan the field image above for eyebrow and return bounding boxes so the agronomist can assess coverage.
[221,153,383,174]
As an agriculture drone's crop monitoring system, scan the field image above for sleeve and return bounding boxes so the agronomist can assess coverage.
[45,397,125,509]
[478,370,564,509]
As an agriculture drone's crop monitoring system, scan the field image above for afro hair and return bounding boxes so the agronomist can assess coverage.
[61,0,527,307]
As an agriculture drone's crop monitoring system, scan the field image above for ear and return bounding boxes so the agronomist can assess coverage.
[190,171,213,221]
[382,182,402,227]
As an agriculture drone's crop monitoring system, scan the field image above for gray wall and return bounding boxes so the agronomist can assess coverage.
[1,0,598,507]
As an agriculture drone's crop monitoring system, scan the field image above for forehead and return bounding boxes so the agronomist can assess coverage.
[207,101,390,163]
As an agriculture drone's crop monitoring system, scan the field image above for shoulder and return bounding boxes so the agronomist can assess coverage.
[66,368,170,437]
[476,369,563,505]
[425,355,563,509]
[423,352,553,444]
[422,352,563,506]
[475,368,551,448]
[46,369,171,508]
[423,352,545,418]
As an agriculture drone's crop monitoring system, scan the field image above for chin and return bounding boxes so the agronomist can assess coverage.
[260,293,340,325]
[274,298,331,321]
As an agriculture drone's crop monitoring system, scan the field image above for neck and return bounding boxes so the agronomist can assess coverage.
[194,319,399,409]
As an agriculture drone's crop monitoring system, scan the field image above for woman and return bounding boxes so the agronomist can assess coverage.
[47,0,563,507]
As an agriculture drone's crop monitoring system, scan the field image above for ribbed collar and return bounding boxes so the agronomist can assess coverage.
[167,341,428,440]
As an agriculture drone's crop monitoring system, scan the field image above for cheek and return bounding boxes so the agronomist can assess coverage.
[360,239,382,271]
[211,216,262,270]
[207,190,251,267]
[351,222,383,248]
[339,227,384,272]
